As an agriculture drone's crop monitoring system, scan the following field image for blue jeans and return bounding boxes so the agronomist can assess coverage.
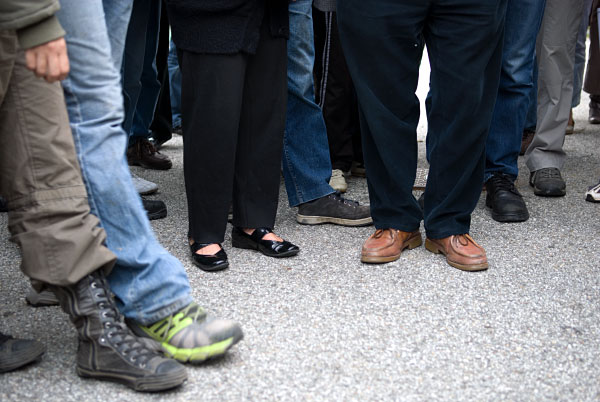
[168,38,182,129]
[282,0,334,207]
[122,0,162,144]
[484,0,546,181]
[57,0,192,325]
[525,63,538,130]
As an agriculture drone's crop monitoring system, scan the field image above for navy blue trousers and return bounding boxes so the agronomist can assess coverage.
[337,0,507,239]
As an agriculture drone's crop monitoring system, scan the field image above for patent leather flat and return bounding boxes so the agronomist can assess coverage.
[189,242,229,272]
[231,227,299,258]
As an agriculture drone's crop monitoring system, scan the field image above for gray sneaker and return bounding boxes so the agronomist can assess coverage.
[297,192,372,226]
[529,168,566,197]
[131,173,158,195]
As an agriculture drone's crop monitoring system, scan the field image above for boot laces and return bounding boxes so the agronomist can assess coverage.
[90,277,155,367]
[537,168,561,179]
[489,173,517,193]
[329,192,359,208]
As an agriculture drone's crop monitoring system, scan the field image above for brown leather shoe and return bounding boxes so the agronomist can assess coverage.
[425,234,488,271]
[361,228,422,264]
[127,138,172,170]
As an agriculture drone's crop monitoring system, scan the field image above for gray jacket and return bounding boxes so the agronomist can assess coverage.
[313,0,336,12]
[0,0,65,49]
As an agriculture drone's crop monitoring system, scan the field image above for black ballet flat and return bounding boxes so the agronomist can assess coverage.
[189,242,229,272]
[231,227,299,258]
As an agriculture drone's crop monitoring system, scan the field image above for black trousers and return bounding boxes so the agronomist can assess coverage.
[313,9,362,172]
[180,22,288,244]
[338,0,507,239]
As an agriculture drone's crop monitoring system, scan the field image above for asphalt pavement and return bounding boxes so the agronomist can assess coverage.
[1,67,600,401]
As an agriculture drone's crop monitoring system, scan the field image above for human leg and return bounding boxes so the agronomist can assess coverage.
[282,0,335,206]
[525,0,582,195]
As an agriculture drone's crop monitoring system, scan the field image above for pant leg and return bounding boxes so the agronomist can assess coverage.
[338,0,426,232]
[282,0,334,207]
[314,9,358,173]
[584,2,600,95]
[149,2,173,145]
[484,0,546,181]
[180,50,246,243]
[168,39,182,129]
[572,0,594,108]
[525,0,583,172]
[423,0,506,238]
[0,32,115,286]
[57,0,193,325]
[232,19,288,229]
[129,0,162,143]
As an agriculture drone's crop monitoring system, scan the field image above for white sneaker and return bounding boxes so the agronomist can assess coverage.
[585,180,600,203]
[329,169,348,193]
[131,173,158,195]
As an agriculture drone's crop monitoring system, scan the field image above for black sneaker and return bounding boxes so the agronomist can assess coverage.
[0,332,45,373]
[485,173,529,222]
[142,199,167,220]
[297,192,372,226]
[529,168,566,197]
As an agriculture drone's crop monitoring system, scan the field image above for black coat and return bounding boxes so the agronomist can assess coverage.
[166,0,289,55]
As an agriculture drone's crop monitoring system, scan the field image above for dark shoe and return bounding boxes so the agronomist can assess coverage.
[529,168,566,197]
[0,332,45,373]
[26,287,59,307]
[520,127,536,156]
[361,228,422,264]
[351,161,366,177]
[485,173,529,222]
[231,227,299,258]
[142,199,167,220]
[589,99,600,124]
[566,110,574,135]
[49,272,187,392]
[127,138,172,170]
[297,192,372,226]
[0,196,7,212]
[425,234,488,271]
[129,302,243,364]
[190,242,229,272]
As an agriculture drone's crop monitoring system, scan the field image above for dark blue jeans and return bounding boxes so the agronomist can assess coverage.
[122,0,162,144]
[484,0,546,181]
[338,0,507,238]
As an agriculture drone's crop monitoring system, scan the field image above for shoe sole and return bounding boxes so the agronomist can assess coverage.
[532,186,566,197]
[129,160,172,171]
[191,258,229,272]
[360,235,422,264]
[424,239,488,271]
[232,237,299,258]
[164,331,244,365]
[77,365,187,392]
[296,214,373,227]
[146,208,167,221]
[586,194,600,203]
[485,198,529,223]
[0,343,45,373]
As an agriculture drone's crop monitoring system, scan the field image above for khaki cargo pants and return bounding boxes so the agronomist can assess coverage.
[0,30,115,286]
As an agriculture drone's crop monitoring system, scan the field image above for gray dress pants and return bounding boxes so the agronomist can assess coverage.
[525,0,583,172]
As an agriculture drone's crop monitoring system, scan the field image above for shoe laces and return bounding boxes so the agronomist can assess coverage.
[145,303,207,343]
[90,276,155,367]
[329,192,359,208]
[488,173,517,193]
[455,234,481,248]
[536,168,561,179]
[140,139,159,155]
